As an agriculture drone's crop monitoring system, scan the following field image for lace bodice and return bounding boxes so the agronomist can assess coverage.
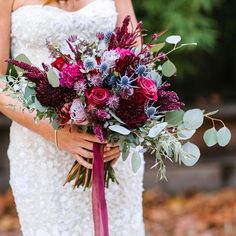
[11,0,117,66]
[8,1,145,235]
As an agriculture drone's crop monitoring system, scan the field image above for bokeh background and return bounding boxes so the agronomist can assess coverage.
[0,0,236,235]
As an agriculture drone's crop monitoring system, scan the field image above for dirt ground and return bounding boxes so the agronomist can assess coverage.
[0,188,236,236]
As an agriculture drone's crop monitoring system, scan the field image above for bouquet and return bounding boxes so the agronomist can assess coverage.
[1,16,231,236]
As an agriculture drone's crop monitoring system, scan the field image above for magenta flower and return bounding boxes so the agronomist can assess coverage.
[70,99,88,125]
[59,62,84,88]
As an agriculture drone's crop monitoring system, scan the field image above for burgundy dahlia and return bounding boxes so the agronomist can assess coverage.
[35,78,76,109]
[116,90,148,127]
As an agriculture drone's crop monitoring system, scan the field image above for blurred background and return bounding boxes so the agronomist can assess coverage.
[0,0,236,235]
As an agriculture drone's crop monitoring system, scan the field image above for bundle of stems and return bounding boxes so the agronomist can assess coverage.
[63,160,119,189]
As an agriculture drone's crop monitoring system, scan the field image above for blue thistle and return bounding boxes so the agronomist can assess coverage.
[108,75,117,86]
[83,57,97,71]
[117,75,137,89]
[100,62,109,72]
[104,31,113,44]
[136,64,147,76]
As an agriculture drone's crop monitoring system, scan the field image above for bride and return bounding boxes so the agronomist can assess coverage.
[0,0,145,235]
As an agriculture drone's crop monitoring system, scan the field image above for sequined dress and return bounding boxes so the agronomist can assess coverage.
[7,1,145,235]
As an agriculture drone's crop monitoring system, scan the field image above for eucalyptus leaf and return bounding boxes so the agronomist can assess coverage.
[148,71,162,88]
[24,86,36,99]
[47,69,60,88]
[131,151,141,173]
[180,142,200,166]
[15,54,31,73]
[217,127,231,147]
[203,128,218,147]
[148,122,167,138]
[166,35,181,44]
[52,118,62,130]
[108,110,126,124]
[183,109,204,129]
[162,60,176,77]
[16,54,31,64]
[205,110,219,116]
[177,129,196,140]
[34,97,47,112]
[165,110,184,126]
[109,125,131,135]
[150,43,165,53]
[122,148,130,161]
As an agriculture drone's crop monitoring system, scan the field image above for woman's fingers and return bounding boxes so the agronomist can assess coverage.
[79,140,94,151]
[76,147,94,159]
[106,142,119,148]
[81,132,106,144]
[73,154,93,169]
[105,153,121,163]
[104,147,121,159]
[111,157,119,167]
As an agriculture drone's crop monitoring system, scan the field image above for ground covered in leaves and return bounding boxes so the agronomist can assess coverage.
[0,188,236,236]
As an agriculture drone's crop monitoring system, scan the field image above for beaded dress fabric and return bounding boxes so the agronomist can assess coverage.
[8,0,145,235]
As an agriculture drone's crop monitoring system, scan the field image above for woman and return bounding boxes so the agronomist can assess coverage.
[0,0,145,235]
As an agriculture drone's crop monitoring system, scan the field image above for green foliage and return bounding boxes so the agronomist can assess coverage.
[133,0,219,51]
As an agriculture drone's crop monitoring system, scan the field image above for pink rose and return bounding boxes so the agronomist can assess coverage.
[86,87,110,107]
[70,99,88,125]
[137,77,158,101]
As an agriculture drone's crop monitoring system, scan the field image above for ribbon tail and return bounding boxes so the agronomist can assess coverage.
[92,143,109,236]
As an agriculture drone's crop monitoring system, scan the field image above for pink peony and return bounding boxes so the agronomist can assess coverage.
[59,62,84,88]
[137,77,158,101]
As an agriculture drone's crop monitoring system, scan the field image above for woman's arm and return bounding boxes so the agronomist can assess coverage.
[114,0,142,46]
[0,0,108,168]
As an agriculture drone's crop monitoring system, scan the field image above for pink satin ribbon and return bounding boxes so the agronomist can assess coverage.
[92,143,109,236]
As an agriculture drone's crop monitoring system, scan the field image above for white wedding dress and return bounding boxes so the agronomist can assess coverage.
[7,0,145,235]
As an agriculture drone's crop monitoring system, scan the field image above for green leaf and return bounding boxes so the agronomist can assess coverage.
[177,128,196,140]
[165,110,184,126]
[217,127,231,147]
[131,151,141,173]
[180,142,200,166]
[47,69,60,88]
[24,86,36,99]
[15,54,31,73]
[183,109,204,129]
[52,118,62,130]
[16,54,31,64]
[122,148,130,161]
[162,60,177,77]
[108,110,126,125]
[166,35,181,44]
[203,128,218,147]
[148,122,167,138]
[150,42,165,53]
[109,125,131,135]
[205,110,219,116]
[34,97,47,112]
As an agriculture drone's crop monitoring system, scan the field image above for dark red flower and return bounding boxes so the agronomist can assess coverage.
[86,87,110,107]
[116,90,148,127]
[36,78,76,109]
[58,103,72,126]
[137,77,158,101]
[156,83,184,111]
[51,57,68,71]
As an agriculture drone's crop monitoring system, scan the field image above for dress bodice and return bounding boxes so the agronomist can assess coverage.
[11,0,117,66]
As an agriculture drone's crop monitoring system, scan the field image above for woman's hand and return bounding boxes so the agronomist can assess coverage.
[57,125,103,169]
[104,143,121,167]
[57,126,121,169]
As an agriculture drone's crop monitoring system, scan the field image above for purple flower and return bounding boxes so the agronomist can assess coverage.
[106,94,120,110]
[90,74,104,87]
[74,80,86,93]
[96,109,109,121]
